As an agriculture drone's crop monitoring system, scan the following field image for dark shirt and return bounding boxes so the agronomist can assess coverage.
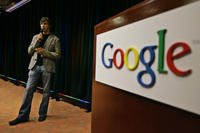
[36,34,50,66]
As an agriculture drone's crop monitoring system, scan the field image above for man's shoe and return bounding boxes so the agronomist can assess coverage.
[55,97,60,101]
[38,116,46,122]
[9,118,29,126]
[51,93,60,101]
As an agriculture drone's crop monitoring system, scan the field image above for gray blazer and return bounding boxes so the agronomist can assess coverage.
[28,34,61,73]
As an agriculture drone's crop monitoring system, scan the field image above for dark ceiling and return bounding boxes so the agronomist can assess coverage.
[0,0,26,14]
[0,0,21,11]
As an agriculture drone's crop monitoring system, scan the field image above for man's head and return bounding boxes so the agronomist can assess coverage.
[40,17,51,25]
[40,17,51,33]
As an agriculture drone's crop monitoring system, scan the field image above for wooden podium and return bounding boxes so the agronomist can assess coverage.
[92,0,200,133]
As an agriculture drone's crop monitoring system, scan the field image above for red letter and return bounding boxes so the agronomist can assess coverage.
[113,48,124,69]
[167,42,191,76]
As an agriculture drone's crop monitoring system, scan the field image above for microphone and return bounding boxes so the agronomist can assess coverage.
[40,29,43,35]
[35,29,44,48]
[39,29,44,41]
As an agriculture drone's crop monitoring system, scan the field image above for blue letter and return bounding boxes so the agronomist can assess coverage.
[137,45,157,88]
[102,43,113,68]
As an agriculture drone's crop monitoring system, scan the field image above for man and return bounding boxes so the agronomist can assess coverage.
[9,17,61,125]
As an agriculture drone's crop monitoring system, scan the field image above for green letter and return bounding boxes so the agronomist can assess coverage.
[157,29,167,73]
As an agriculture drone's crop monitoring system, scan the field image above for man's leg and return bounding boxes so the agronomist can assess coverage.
[18,68,41,119]
[9,67,41,125]
[38,71,52,121]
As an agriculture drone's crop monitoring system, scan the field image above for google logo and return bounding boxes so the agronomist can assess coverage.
[101,29,192,88]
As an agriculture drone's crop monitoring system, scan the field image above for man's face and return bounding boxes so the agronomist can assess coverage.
[40,21,50,32]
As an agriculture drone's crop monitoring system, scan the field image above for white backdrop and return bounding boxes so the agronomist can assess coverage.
[95,1,200,115]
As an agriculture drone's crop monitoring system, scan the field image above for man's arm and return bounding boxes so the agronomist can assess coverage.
[37,38,61,60]
[28,34,42,55]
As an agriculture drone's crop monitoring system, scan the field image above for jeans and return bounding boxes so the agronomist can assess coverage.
[18,65,53,119]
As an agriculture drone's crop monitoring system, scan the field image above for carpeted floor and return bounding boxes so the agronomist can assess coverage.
[0,79,91,133]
